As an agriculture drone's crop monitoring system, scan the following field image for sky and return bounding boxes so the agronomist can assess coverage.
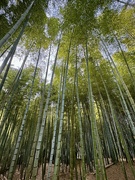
[0,0,66,71]
[0,42,59,83]
[0,0,133,80]
[0,0,64,82]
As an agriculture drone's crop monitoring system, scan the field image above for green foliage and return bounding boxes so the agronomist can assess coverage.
[47,17,60,40]
[1,0,135,179]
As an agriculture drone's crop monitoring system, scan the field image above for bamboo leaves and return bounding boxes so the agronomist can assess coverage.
[0,1,35,49]
[0,1,135,180]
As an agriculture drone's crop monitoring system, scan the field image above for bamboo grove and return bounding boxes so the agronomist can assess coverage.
[0,0,135,179]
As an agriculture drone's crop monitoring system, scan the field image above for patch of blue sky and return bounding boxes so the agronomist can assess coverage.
[46,0,66,19]
[0,0,63,82]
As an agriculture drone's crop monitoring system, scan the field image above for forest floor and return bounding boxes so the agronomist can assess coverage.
[0,161,135,180]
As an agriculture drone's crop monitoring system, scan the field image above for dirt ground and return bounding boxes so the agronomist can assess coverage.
[56,162,135,180]
[0,162,135,180]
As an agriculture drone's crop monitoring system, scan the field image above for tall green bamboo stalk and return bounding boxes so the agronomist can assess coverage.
[8,48,40,180]
[75,48,86,180]
[47,73,62,180]
[25,45,51,179]
[0,18,28,88]
[53,38,71,180]
[31,38,61,179]
[0,1,35,49]
[85,39,107,180]
[97,63,135,179]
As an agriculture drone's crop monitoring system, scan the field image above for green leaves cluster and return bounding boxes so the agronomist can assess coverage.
[0,0,135,179]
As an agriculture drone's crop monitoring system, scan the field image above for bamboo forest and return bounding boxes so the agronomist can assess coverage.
[0,0,135,179]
